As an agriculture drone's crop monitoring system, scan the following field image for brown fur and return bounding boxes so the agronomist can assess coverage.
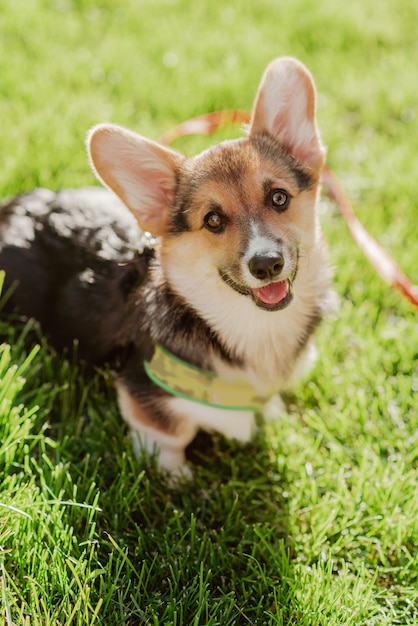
[0,57,333,478]
[85,57,332,475]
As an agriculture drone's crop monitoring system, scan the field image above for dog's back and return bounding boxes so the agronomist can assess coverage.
[0,187,149,363]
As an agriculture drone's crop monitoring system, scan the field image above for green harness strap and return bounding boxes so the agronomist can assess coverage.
[144,344,267,411]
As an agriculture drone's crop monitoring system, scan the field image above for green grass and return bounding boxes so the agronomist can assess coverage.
[1,0,417,623]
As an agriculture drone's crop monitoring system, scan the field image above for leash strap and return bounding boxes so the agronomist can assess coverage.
[321,165,418,308]
[159,111,418,309]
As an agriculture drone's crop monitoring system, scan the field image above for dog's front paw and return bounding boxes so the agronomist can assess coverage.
[263,394,286,421]
[129,428,193,481]
[158,446,193,481]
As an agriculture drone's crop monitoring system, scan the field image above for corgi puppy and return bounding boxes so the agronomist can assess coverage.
[0,57,332,475]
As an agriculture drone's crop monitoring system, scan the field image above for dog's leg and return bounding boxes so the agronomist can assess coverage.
[263,395,287,421]
[115,381,197,476]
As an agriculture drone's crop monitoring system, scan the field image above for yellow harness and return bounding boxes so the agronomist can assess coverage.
[144,344,267,411]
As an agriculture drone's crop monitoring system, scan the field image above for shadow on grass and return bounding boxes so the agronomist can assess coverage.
[2,322,300,624]
[92,429,295,624]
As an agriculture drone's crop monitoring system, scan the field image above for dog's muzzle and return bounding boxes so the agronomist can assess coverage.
[219,270,294,311]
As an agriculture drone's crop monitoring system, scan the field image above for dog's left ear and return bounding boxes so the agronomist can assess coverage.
[87,124,184,236]
[249,57,325,173]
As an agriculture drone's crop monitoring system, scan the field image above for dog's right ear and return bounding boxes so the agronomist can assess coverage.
[87,124,184,236]
[249,57,325,174]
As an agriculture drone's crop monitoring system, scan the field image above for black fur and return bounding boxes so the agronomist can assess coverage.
[0,180,328,442]
[0,187,241,397]
[0,187,150,365]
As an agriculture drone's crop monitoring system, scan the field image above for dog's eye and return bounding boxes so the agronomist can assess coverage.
[271,189,290,211]
[204,210,226,233]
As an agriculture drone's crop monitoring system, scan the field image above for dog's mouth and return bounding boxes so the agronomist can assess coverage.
[252,280,293,310]
[220,271,294,311]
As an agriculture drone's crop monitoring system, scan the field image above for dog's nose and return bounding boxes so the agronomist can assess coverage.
[248,254,284,281]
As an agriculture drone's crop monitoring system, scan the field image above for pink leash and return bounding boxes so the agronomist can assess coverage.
[159,110,418,309]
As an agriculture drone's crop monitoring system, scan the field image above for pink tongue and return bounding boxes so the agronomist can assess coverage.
[253,281,288,304]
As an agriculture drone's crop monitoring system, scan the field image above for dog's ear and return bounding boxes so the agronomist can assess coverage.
[87,124,184,236]
[249,57,325,173]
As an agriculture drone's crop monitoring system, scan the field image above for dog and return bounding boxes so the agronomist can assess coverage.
[0,57,333,475]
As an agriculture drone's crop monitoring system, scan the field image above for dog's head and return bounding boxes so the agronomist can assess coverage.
[88,57,325,314]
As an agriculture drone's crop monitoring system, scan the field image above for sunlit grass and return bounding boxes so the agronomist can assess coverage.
[1,0,417,623]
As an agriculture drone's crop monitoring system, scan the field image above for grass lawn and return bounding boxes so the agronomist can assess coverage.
[1,0,417,624]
